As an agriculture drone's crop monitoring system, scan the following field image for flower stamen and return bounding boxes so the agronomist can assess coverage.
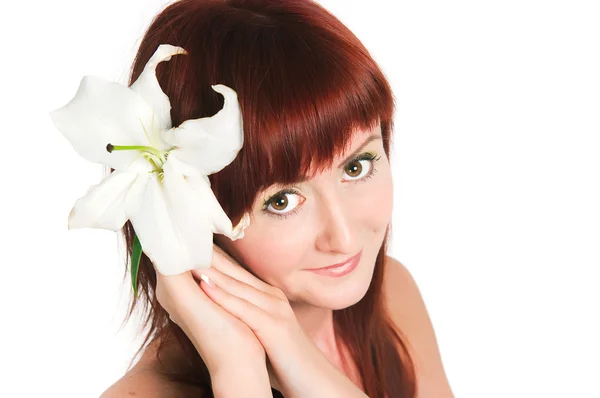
[106,144,163,158]
[107,143,168,178]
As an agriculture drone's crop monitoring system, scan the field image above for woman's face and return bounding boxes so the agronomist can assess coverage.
[215,122,393,310]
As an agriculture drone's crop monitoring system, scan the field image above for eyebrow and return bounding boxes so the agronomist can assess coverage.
[336,133,383,168]
[287,133,383,184]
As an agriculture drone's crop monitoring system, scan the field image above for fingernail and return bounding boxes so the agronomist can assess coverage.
[200,273,214,288]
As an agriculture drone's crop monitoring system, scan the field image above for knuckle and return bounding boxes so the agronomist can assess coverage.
[272,287,288,302]
[281,305,295,320]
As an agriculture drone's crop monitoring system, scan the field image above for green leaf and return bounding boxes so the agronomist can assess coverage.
[131,233,142,299]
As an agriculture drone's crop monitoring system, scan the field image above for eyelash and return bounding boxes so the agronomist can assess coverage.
[260,152,382,220]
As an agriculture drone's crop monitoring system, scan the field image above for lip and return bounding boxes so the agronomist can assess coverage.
[306,250,363,277]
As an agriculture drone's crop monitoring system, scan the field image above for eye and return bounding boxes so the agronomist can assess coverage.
[261,152,381,220]
[342,152,381,182]
[261,188,306,219]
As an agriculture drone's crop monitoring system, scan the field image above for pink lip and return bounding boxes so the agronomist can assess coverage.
[306,250,363,277]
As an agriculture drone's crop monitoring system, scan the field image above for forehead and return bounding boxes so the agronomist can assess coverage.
[251,119,384,196]
[341,123,382,153]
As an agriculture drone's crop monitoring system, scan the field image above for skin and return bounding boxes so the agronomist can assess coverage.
[214,121,392,373]
[101,120,455,396]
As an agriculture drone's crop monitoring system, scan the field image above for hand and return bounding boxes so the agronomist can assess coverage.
[154,255,266,376]
[193,244,367,397]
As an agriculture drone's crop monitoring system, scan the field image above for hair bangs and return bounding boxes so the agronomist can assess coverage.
[205,5,394,220]
[137,0,394,221]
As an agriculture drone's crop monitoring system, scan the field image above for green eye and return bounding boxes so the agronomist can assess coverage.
[261,152,381,221]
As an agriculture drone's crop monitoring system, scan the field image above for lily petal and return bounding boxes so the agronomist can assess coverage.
[230,212,251,240]
[126,162,214,275]
[161,84,244,175]
[68,170,139,230]
[126,173,199,275]
[129,44,188,147]
[50,75,157,172]
[185,173,251,240]
[163,158,221,271]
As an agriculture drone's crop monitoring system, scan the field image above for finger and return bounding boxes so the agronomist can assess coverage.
[190,244,277,297]
[199,273,272,333]
[200,267,282,313]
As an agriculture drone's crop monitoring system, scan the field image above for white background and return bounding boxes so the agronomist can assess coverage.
[1,0,598,397]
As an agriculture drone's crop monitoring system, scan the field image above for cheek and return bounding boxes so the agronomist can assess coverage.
[228,223,306,279]
[364,166,394,228]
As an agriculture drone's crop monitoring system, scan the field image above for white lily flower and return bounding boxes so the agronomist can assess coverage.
[50,44,250,276]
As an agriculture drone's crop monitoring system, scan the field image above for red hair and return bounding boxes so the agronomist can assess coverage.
[120,0,416,396]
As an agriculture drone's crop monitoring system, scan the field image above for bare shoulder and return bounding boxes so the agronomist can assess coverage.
[99,338,206,398]
[383,255,455,398]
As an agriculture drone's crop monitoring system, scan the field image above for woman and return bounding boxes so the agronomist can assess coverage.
[100,0,453,396]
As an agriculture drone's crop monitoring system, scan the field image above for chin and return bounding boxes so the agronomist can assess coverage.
[311,257,377,310]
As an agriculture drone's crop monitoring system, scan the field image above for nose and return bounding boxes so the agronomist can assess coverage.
[314,193,356,254]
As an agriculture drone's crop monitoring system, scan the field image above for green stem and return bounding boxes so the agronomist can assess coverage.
[131,233,142,299]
